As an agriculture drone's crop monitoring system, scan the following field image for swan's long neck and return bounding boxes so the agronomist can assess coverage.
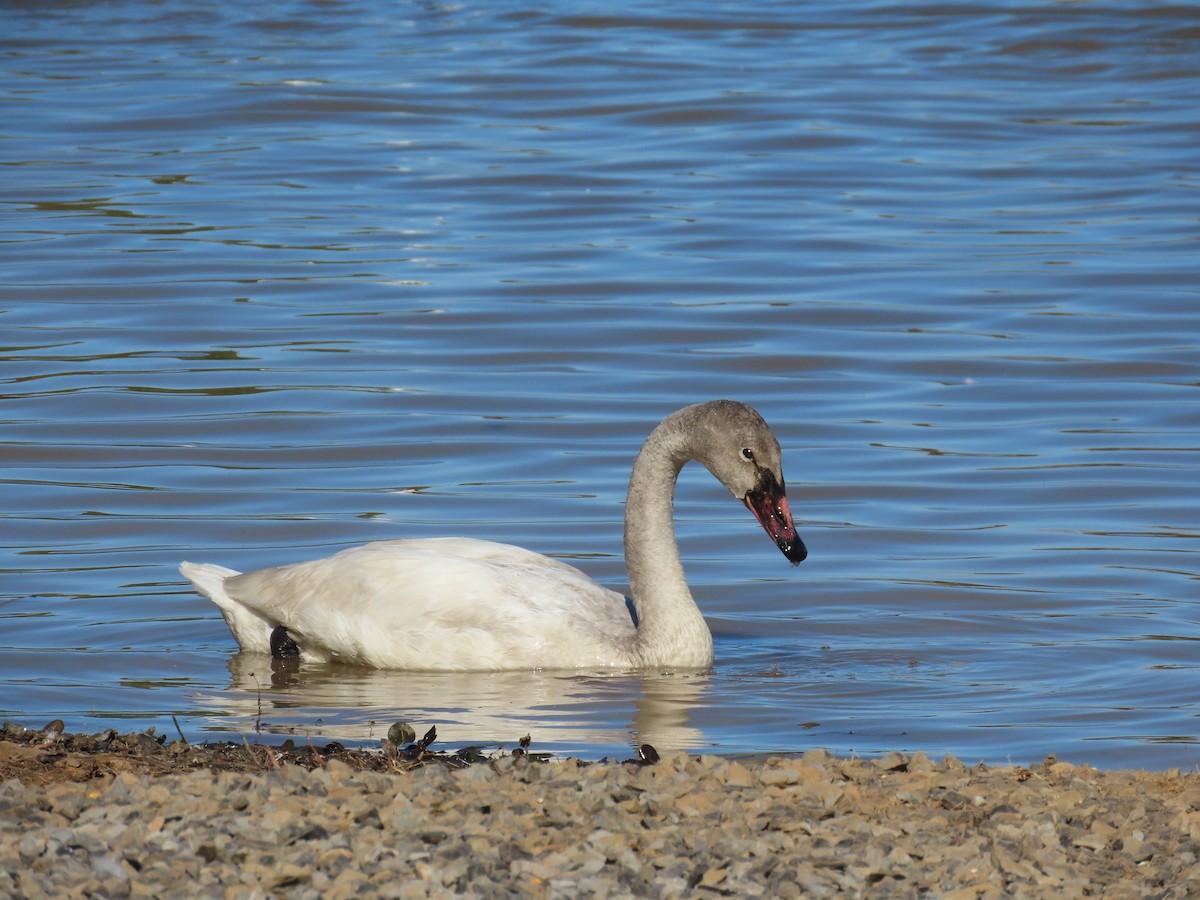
[624,413,714,668]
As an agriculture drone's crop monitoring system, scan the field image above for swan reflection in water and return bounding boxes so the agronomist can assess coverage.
[195,653,713,754]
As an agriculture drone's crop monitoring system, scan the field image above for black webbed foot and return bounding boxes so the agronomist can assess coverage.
[269,624,301,660]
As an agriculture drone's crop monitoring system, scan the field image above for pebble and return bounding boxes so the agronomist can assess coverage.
[2,726,1199,896]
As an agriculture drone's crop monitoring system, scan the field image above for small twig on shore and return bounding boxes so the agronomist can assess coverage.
[172,715,189,746]
[242,735,279,771]
[307,735,326,768]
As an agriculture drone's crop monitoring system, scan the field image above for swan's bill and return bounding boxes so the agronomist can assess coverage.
[743,474,806,565]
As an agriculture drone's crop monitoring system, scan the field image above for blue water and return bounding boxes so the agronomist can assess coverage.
[2,1,1198,769]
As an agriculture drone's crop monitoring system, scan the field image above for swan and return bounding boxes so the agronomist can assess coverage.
[180,399,806,671]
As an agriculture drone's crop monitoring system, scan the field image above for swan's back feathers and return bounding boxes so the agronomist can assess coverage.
[185,538,636,670]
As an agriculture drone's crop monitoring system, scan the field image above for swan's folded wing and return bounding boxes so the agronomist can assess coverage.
[221,538,636,670]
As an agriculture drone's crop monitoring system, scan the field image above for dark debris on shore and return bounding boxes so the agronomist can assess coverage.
[0,720,658,787]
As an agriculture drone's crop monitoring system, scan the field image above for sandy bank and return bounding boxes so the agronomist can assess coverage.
[1,723,1196,897]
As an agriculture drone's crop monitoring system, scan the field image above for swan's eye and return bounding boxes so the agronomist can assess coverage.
[741,448,755,462]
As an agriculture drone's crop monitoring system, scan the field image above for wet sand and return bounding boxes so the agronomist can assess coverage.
[2,722,1196,897]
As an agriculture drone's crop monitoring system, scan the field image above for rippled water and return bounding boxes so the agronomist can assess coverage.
[2,1,1198,769]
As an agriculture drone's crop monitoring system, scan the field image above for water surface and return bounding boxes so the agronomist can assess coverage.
[2,1,1198,768]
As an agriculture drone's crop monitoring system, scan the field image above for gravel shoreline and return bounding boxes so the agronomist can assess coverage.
[2,723,1197,897]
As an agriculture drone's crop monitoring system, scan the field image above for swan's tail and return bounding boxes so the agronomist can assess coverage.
[180,561,241,598]
[180,561,273,654]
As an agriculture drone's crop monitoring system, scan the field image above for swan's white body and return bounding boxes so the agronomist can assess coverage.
[183,538,640,670]
[181,400,805,671]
